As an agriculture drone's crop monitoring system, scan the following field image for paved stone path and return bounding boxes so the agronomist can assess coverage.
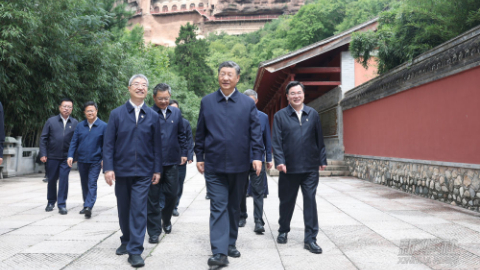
[1,163,480,270]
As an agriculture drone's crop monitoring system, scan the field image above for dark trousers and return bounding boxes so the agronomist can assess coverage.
[77,161,101,208]
[147,165,178,237]
[175,163,187,209]
[205,170,248,255]
[115,176,151,255]
[247,172,268,195]
[46,159,71,208]
[240,163,265,225]
[278,171,319,243]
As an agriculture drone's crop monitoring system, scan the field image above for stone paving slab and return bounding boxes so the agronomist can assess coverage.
[1,163,480,269]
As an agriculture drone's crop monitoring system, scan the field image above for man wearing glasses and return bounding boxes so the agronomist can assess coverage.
[147,83,187,243]
[272,81,327,254]
[40,98,78,215]
[103,74,162,267]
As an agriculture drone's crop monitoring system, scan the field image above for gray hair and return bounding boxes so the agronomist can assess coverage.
[128,74,149,87]
[218,61,241,76]
[153,83,172,96]
[244,89,257,100]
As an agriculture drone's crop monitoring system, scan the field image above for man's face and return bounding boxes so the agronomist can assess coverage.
[128,78,148,100]
[154,91,170,110]
[59,101,73,119]
[218,67,240,92]
[170,103,179,109]
[248,95,258,104]
[286,85,304,107]
[84,105,97,122]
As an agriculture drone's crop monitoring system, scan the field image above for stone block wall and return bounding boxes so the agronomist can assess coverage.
[345,156,480,212]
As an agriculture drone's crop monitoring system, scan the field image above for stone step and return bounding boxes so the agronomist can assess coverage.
[320,171,350,177]
[327,160,346,166]
[325,165,349,171]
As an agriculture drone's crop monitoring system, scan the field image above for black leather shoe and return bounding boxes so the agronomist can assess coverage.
[128,254,145,267]
[45,203,54,212]
[42,178,48,183]
[116,244,128,255]
[163,223,172,234]
[264,194,268,198]
[254,223,265,234]
[79,207,86,214]
[238,218,246,227]
[149,235,159,243]
[205,194,210,200]
[277,232,288,244]
[84,207,92,218]
[207,254,229,267]
[172,209,179,216]
[304,241,322,254]
[228,245,241,258]
[58,207,68,215]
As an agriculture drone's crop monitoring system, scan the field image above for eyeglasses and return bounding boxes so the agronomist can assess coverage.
[131,83,148,88]
[85,110,96,113]
[288,91,304,97]
[156,97,170,102]
[61,105,73,109]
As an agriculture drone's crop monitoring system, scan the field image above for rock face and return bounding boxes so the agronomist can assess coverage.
[213,0,304,16]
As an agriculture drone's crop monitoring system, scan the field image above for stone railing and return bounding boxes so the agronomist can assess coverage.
[2,137,44,178]
[345,155,480,212]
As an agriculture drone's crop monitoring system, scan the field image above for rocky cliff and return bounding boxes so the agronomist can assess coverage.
[213,0,305,16]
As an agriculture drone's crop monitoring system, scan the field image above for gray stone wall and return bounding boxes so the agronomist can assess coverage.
[345,156,480,212]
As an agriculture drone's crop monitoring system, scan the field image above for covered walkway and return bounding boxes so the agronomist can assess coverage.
[0,163,479,269]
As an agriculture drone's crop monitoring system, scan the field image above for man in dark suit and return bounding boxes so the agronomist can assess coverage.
[0,101,4,166]
[169,99,194,217]
[239,90,273,233]
[147,83,186,243]
[272,81,327,254]
[195,61,263,268]
[67,101,107,218]
[103,74,162,267]
[40,98,78,215]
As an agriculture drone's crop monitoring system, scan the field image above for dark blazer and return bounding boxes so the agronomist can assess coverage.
[0,102,4,158]
[195,89,263,174]
[40,115,78,159]
[68,118,107,163]
[103,101,162,177]
[272,104,327,173]
[152,105,187,166]
[183,118,194,161]
[250,110,272,163]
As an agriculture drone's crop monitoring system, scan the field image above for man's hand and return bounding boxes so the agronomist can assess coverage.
[181,157,187,165]
[101,160,103,169]
[40,156,47,163]
[319,165,327,171]
[252,160,262,176]
[196,162,205,174]
[188,160,193,164]
[67,158,74,168]
[105,171,115,186]
[276,164,287,174]
[0,158,3,166]
[152,173,161,185]
[266,162,273,170]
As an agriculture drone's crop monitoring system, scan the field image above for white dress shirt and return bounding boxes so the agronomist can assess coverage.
[129,99,144,123]
[220,89,236,101]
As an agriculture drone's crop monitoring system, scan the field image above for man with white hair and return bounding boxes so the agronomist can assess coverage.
[103,74,162,267]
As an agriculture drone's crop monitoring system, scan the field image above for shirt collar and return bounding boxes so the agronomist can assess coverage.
[87,117,98,127]
[126,100,146,113]
[59,114,69,122]
[217,88,238,102]
[129,99,144,110]
[287,104,307,115]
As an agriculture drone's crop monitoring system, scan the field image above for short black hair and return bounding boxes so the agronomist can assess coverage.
[153,83,171,96]
[169,99,179,107]
[59,97,73,106]
[83,101,98,111]
[285,81,305,95]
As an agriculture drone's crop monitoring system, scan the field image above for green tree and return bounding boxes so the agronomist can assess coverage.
[335,0,392,33]
[350,0,480,74]
[173,23,215,97]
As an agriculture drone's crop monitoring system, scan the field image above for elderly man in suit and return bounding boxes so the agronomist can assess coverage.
[103,74,162,267]
[147,83,187,243]
[239,89,273,233]
[67,101,107,218]
[195,61,263,268]
[40,98,78,215]
[272,81,327,254]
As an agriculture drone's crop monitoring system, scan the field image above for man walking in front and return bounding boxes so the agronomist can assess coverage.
[239,90,273,233]
[272,81,327,254]
[67,101,107,218]
[195,61,263,268]
[103,74,162,267]
[0,101,4,166]
[147,83,186,243]
[40,98,78,215]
